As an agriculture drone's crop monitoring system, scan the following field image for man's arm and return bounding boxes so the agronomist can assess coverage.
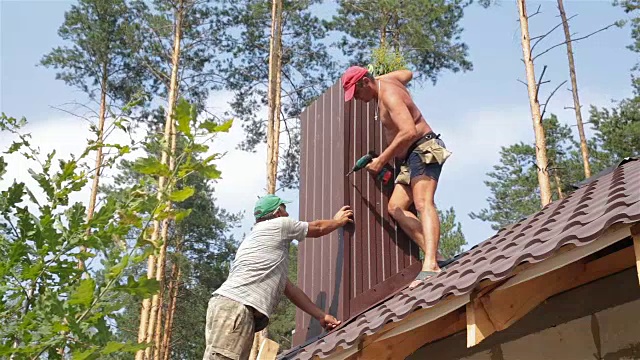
[284,280,341,331]
[306,205,353,238]
[375,93,417,165]
[379,69,413,85]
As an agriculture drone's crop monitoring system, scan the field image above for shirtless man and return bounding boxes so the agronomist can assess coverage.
[341,66,451,289]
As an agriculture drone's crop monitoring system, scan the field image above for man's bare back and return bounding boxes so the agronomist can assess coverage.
[375,74,433,160]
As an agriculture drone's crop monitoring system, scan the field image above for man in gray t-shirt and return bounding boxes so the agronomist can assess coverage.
[203,194,353,360]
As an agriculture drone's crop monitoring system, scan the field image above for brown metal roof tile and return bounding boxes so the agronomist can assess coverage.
[279,158,640,360]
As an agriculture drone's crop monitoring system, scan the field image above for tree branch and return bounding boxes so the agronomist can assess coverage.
[531,14,578,53]
[533,22,618,60]
[541,80,567,119]
[535,65,548,102]
[528,4,542,19]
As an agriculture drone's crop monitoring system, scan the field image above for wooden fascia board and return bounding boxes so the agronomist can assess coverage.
[319,345,359,360]
[323,294,470,360]
[375,293,470,342]
[497,223,632,291]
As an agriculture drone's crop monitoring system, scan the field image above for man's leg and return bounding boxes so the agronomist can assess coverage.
[388,182,445,265]
[410,175,441,279]
[388,183,424,249]
[203,296,255,360]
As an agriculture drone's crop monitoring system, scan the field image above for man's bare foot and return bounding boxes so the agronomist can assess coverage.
[408,270,441,290]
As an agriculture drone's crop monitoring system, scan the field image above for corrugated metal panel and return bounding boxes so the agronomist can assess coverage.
[293,81,420,346]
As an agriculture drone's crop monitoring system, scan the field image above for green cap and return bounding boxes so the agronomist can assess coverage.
[253,194,291,219]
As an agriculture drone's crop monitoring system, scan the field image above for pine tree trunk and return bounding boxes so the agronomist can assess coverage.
[271,2,283,194]
[137,2,184,359]
[557,0,591,178]
[266,0,283,194]
[253,1,283,356]
[554,172,565,199]
[146,4,184,359]
[517,0,553,207]
[151,114,177,360]
[79,68,109,270]
[162,260,181,360]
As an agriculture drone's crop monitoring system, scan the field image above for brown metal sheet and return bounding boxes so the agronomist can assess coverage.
[293,80,433,344]
[283,157,640,359]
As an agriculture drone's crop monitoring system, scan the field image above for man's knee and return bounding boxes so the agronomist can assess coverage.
[414,197,435,214]
[387,201,405,219]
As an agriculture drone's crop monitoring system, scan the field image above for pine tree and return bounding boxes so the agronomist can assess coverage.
[470,115,584,230]
[40,0,144,269]
[122,1,229,357]
[438,207,467,259]
[331,0,490,84]
[216,0,337,189]
[588,98,640,164]
[615,0,640,93]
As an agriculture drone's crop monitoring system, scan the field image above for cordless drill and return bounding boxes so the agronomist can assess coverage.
[346,150,394,185]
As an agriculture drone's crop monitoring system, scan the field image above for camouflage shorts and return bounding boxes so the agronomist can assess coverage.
[395,137,451,185]
[203,295,255,360]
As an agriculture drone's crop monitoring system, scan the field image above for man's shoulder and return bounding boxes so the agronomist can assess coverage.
[380,83,410,107]
[267,216,306,227]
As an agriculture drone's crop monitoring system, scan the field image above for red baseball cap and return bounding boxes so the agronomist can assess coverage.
[341,66,368,102]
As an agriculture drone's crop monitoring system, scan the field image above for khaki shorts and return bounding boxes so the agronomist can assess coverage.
[203,295,255,360]
[395,137,451,186]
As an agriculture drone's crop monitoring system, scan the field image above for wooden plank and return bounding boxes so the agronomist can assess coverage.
[320,344,359,360]
[349,310,465,360]
[466,298,497,347]
[497,224,632,290]
[376,293,470,341]
[256,338,279,360]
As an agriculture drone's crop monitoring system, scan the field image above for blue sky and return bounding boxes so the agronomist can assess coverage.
[1,0,637,251]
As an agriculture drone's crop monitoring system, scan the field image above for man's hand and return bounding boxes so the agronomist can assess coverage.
[333,205,354,226]
[319,313,341,331]
[365,157,384,175]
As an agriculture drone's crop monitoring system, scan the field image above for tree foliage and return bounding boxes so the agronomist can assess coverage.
[438,207,467,259]
[0,114,155,358]
[469,115,588,230]
[615,0,640,93]
[215,0,337,189]
[588,97,640,164]
[101,100,241,359]
[331,0,487,84]
[40,0,144,106]
[366,43,409,77]
[128,0,228,115]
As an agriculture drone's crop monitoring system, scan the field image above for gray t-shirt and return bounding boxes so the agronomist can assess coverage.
[214,217,309,325]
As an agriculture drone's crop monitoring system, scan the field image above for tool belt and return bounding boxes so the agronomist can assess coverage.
[403,131,440,164]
